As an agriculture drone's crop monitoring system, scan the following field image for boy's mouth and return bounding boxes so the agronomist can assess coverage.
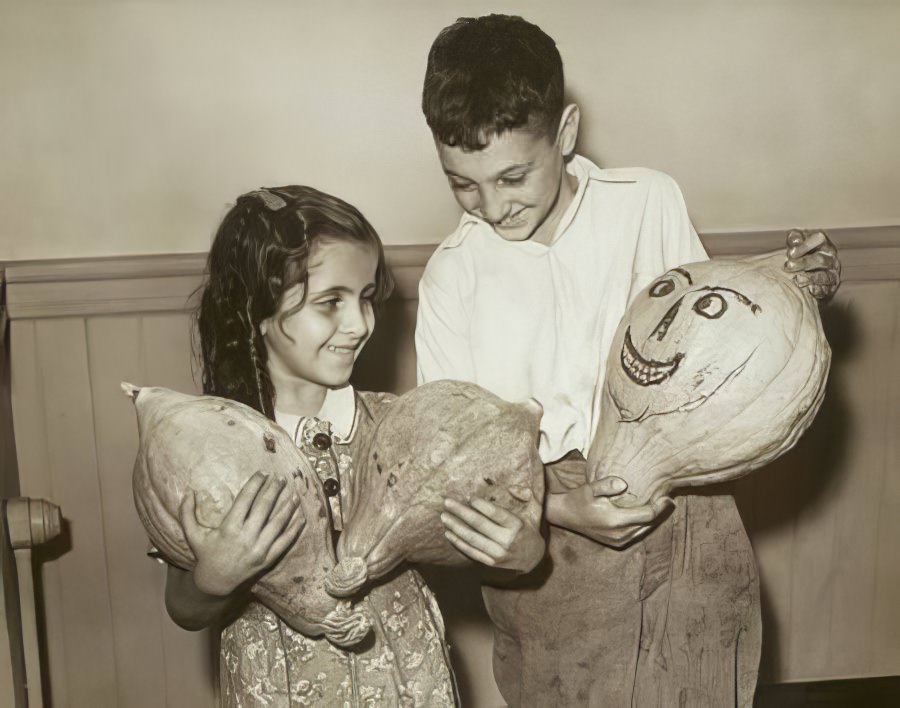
[496,209,527,229]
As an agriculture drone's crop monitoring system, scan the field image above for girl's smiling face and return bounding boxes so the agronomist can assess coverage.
[261,238,378,407]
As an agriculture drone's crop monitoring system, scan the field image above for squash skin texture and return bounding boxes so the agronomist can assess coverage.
[588,257,831,507]
[327,380,545,597]
[126,384,371,647]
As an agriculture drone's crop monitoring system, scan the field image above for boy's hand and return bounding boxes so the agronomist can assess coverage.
[181,471,305,596]
[784,229,841,300]
[441,497,545,573]
[546,477,673,548]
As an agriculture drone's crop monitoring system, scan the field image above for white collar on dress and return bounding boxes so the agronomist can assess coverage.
[275,384,357,444]
[439,154,638,250]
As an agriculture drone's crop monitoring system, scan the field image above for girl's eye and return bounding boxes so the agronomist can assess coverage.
[649,279,675,297]
[693,293,727,319]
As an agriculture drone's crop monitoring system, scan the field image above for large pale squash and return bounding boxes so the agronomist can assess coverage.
[587,254,831,506]
[327,380,544,597]
[125,384,370,647]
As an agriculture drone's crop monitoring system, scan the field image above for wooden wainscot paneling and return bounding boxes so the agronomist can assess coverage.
[2,225,898,705]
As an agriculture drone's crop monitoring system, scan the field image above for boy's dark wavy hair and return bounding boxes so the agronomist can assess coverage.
[422,14,565,150]
[195,186,393,419]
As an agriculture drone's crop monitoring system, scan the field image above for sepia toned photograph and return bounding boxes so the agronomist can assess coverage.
[1,2,898,706]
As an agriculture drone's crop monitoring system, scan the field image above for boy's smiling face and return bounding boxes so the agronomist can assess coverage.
[436,106,580,246]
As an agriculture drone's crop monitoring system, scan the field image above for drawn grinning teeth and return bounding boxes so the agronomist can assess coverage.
[620,328,684,386]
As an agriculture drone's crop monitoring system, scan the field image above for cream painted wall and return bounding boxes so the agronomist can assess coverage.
[1,0,899,260]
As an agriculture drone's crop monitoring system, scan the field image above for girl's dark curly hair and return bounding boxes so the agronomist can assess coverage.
[195,185,393,419]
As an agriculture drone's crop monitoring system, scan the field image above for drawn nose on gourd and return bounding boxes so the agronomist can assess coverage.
[649,296,684,342]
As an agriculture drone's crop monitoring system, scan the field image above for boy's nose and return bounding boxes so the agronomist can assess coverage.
[479,188,507,224]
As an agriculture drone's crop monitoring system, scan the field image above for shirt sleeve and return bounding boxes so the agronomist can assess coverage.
[415,251,476,385]
[628,171,708,303]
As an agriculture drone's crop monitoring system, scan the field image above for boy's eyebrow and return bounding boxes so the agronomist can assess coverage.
[444,162,534,181]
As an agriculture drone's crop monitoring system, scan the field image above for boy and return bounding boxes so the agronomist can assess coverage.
[417,14,839,707]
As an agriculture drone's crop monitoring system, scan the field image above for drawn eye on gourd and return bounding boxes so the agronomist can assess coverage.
[612,266,765,423]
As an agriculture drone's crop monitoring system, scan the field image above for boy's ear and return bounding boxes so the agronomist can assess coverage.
[556,104,580,157]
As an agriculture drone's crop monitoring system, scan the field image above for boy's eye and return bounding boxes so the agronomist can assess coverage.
[499,174,526,186]
[450,180,476,192]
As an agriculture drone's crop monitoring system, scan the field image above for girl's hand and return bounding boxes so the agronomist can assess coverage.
[181,471,305,596]
[546,477,673,548]
[441,497,545,573]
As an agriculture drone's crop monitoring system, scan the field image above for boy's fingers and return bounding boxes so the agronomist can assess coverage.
[444,529,496,566]
[785,251,837,272]
[589,476,627,497]
[650,496,676,519]
[600,500,662,528]
[786,229,828,257]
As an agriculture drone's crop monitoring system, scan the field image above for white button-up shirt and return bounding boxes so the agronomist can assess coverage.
[416,156,708,463]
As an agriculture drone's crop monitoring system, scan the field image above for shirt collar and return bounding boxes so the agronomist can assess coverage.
[439,155,636,250]
[275,384,357,444]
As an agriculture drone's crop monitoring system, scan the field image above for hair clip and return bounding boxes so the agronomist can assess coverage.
[249,189,288,211]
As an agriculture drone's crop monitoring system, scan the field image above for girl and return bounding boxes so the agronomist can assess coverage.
[165,186,457,707]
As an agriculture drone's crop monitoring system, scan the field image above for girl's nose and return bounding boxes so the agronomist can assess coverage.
[341,300,371,337]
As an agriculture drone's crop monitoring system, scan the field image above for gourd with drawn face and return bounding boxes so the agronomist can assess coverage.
[587,256,831,507]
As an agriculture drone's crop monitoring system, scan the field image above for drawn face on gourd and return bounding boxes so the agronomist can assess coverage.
[588,257,830,507]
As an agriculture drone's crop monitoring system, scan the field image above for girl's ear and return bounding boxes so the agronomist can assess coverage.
[259,317,269,338]
[556,104,580,157]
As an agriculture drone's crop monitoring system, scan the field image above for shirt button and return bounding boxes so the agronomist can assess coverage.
[312,432,332,451]
[323,478,340,497]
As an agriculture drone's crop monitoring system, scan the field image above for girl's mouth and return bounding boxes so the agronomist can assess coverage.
[327,345,356,356]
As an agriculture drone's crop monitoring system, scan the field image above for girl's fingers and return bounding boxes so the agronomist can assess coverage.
[444,529,496,566]
[442,498,504,537]
[227,471,270,523]
[257,492,299,546]
[263,508,305,566]
[179,492,202,544]
[440,511,506,557]
[245,475,288,529]
[466,497,517,526]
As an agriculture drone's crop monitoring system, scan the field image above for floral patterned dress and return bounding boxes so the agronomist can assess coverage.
[219,391,458,707]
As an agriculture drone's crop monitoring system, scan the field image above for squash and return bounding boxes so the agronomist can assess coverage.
[587,254,831,506]
[327,379,544,597]
[125,383,370,647]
